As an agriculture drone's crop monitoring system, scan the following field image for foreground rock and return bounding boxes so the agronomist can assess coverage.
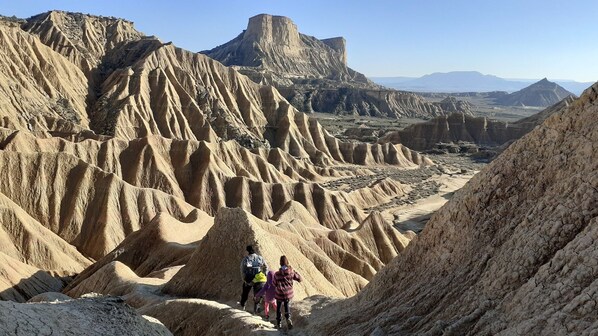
[303,84,598,335]
[0,297,172,335]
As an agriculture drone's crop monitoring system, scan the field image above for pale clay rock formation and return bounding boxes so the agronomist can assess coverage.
[65,204,410,302]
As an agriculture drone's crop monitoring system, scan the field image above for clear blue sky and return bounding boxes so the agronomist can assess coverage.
[1,0,596,82]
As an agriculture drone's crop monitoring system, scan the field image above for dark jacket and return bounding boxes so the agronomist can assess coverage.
[272,266,302,300]
[240,253,267,283]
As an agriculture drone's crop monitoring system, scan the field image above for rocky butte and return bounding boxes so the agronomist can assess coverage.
[202,14,470,118]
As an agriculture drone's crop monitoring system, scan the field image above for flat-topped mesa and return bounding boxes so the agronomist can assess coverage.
[202,14,360,82]
[321,36,347,64]
[245,14,302,51]
[203,14,456,118]
[247,13,348,66]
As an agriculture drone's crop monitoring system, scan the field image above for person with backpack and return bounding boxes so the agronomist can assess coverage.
[272,255,302,330]
[239,245,267,311]
[254,268,277,320]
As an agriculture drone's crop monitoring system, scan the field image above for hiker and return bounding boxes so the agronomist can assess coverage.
[272,255,302,330]
[251,265,268,313]
[239,245,267,311]
[254,269,277,320]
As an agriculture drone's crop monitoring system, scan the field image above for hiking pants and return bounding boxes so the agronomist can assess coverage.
[240,281,263,308]
[263,300,276,317]
[276,299,291,321]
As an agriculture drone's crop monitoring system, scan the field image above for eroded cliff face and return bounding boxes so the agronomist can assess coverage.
[0,20,89,131]
[202,14,462,118]
[380,96,574,150]
[23,11,144,75]
[304,83,598,336]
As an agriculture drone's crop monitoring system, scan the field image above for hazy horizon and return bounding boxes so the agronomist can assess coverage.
[1,0,596,82]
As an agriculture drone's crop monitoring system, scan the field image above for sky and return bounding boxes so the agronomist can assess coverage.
[1,0,596,82]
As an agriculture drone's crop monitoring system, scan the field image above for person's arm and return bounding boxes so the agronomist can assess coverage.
[261,256,268,273]
[255,285,266,299]
[293,270,302,283]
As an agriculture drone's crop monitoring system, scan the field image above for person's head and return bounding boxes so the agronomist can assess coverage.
[280,255,289,267]
[246,245,255,254]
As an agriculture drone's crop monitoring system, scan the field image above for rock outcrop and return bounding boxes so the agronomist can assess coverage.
[0,297,172,335]
[495,78,575,107]
[304,83,598,335]
[203,14,462,118]
[139,299,276,335]
[0,20,89,132]
[379,96,574,150]
[23,11,144,75]
[437,96,473,114]
[163,208,368,301]
[203,14,367,85]
[60,204,410,334]
[0,253,65,302]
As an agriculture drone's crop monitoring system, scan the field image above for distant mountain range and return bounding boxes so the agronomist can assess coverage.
[371,71,593,95]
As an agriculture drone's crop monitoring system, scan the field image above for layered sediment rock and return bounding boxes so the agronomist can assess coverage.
[379,96,574,150]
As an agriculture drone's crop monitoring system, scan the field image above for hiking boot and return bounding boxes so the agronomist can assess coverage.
[275,320,281,329]
[238,302,246,311]
[265,314,269,320]
[287,318,293,330]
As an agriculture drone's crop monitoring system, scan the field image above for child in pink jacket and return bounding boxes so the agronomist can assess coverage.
[254,270,277,320]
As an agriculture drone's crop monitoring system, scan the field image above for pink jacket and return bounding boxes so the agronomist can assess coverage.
[255,271,276,303]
